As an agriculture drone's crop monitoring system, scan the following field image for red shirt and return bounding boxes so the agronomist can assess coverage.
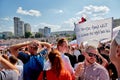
[38,69,72,80]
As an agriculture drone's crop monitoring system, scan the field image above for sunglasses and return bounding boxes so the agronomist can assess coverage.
[87,52,97,57]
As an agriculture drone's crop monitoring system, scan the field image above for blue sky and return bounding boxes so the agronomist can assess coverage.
[0,0,120,32]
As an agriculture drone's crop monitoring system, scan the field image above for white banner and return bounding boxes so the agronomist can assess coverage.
[75,18,113,45]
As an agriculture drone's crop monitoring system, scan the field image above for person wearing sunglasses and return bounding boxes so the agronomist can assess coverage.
[74,45,110,80]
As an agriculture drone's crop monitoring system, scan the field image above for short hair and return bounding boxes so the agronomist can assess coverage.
[114,30,120,45]
[57,38,68,47]
[9,55,18,65]
[85,45,96,53]
[29,43,39,50]
[2,54,9,61]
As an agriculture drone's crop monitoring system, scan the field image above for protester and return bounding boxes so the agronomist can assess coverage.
[82,41,109,68]
[75,45,110,80]
[0,55,19,80]
[73,45,81,62]
[0,54,9,69]
[109,30,120,80]
[9,55,23,80]
[97,43,110,63]
[57,38,75,75]
[38,49,72,80]
[108,62,118,80]
[44,38,75,79]
[78,54,85,62]
[64,45,77,67]
[97,42,118,80]
[9,40,51,80]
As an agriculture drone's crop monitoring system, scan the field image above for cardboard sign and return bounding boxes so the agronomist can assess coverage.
[75,18,113,45]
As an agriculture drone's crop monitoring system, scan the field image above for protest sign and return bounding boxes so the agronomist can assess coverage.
[75,18,113,45]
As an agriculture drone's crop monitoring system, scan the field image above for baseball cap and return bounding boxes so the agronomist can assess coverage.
[114,30,120,45]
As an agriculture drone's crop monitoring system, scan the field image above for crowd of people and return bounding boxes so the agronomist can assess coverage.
[0,30,120,80]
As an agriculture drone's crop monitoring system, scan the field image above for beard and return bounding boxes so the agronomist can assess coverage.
[86,58,95,64]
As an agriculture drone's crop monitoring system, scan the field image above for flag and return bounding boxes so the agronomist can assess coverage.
[78,17,86,24]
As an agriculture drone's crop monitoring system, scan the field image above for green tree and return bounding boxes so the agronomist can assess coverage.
[2,34,5,39]
[65,34,70,37]
[25,32,32,38]
[55,34,59,37]
[35,32,43,38]
[72,34,76,40]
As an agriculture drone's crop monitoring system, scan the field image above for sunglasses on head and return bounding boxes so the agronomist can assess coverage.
[87,52,97,57]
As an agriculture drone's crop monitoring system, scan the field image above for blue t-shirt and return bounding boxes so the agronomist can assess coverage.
[18,49,48,80]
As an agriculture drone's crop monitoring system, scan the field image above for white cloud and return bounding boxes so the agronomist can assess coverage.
[60,23,74,31]
[64,17,80,25]
[50,9,64,14]
[61,17,80,30]
[91,16,104,20]
[61,5,110,30]
[0,24,13,33]
[58,10,64,13]
[16,7,41,17]
[76,5,110,20]
[0,17,12,21]
[0,17,13,32]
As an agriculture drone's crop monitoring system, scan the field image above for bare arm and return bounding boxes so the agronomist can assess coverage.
[0,55,19,74]
[32,40,51,52]
[9,41,31,57]
[74,62,84,79]
[40,42,51,52]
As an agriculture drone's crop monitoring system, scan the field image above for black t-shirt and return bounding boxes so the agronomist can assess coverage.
[64,53,77,67]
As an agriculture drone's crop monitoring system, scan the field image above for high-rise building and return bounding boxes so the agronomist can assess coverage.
[44,27,51,37]
[24,23,31,33]
[14,17,20,37]
[39,28,44,35]
[38,27,51,37]
[18,21,24,37]
[13,17,24,37]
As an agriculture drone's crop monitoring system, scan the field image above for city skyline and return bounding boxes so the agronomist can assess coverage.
[0,0,120,33]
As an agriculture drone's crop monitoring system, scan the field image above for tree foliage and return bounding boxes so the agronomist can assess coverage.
[25,32,32,38]
[35,32,43,38]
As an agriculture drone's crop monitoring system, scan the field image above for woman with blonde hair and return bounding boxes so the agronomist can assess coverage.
[38,49,72,80]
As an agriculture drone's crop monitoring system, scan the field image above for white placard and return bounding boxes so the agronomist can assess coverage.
[75,18,113,45]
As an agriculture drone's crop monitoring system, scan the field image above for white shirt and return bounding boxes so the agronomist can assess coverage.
[16,65,23,80]
[44,60,51,70]
[61,53,75,75]
[74,49,81,61]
